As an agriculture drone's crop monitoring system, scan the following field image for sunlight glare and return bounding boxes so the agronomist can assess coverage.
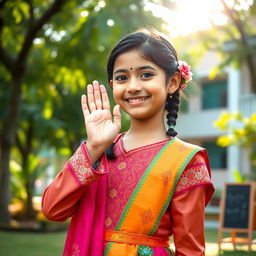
[145,0,253,37]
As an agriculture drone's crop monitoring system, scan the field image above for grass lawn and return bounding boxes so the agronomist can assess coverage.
[205,229,256,256]
[0,229,255,255]
[0,230,66,256]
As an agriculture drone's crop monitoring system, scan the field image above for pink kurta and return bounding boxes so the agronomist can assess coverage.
[42,135,214,256]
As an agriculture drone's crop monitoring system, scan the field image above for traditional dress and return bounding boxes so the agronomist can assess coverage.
[42,134,214,256]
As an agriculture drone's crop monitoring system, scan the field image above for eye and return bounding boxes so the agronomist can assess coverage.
[140,72,154,79]
[114,75,128,81]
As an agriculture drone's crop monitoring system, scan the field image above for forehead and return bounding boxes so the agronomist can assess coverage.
[113,49,158,70]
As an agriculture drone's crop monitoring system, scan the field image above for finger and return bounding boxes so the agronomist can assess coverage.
[81,94,90,118]
[87,84,96,112]
[92,80,102,110]
[100,84,110,110]
[113,105,121,129]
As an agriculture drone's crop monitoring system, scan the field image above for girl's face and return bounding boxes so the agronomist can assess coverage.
[110,49,178,121]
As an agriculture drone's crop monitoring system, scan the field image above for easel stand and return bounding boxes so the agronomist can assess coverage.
[218,182,256,254]
[218,230,256,253]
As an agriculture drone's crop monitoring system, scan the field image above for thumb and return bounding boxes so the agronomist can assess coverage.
[113,105,121,129]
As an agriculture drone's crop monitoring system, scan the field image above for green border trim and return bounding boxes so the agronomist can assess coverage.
[104,139,175,255]
[165,247,175,256]
[104,242,113,256]
[149,146,202,235]
[104,138,203,255]
[115,138,176,230]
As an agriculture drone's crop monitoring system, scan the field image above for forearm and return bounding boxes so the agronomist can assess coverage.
[41,142,108,221]
[41,167,85,222]
[86,141,111,164]
[171,187,206,255]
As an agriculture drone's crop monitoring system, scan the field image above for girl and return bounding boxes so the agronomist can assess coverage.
[42,28,214,256]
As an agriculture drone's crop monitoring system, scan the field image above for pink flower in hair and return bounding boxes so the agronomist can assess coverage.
[178,60,193,90]
[179,83,187,90]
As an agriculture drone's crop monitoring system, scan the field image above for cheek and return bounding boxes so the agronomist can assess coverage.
[112,87,123,102]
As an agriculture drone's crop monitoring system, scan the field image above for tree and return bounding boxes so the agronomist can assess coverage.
[220,0,256,93]
[214,112,256,180]
[194,0,256,93]
[0,0,70,227]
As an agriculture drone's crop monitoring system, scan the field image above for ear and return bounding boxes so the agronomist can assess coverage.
[167,73,180,94]
[109,80,113,88]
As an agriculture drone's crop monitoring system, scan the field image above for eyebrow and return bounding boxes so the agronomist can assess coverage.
[113,65,157,75]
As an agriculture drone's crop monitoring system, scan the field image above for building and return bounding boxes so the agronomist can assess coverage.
[176,37,256,190]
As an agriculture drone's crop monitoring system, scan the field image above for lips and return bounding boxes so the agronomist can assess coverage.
[125,96,150,104]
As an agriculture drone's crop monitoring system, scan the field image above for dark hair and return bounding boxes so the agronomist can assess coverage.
[106,28,181,158]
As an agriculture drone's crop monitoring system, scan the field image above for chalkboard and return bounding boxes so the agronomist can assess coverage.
[223,184,251,229]
[218,182,256,250]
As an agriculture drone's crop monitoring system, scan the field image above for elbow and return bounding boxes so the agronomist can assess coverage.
[41,198,70,222]
[41,206,69,222]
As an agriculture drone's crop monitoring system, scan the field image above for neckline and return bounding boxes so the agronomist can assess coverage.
[117,132,172,155]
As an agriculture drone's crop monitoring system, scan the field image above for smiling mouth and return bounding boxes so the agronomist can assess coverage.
[125,96,150,104]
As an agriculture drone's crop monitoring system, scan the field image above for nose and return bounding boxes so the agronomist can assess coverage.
[126,77,141,93]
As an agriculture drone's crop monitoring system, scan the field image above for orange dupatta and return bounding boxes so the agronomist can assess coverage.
[104,138,204,255]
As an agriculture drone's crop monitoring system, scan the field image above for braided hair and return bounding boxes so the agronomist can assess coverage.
[165,90,180,137]
[106,28,182,159]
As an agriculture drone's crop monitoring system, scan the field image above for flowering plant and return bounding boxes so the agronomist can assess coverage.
[178,60,193,90]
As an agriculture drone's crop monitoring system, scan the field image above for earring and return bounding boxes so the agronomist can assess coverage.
[169,125,175,129]
[169,94,172,99]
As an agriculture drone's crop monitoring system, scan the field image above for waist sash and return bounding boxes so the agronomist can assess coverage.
[104,230,169,247]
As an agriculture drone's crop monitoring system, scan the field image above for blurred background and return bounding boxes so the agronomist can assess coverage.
[0,0,255,255]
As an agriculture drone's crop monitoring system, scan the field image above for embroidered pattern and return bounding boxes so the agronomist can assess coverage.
[71,243,80,256]
[97,163,105,173]
[68,145,100,185]
[161,170,173,186]
[117,161,127,170]
[175,163,211,193]
[105,217,112,227]
[140,209,154,225]
[138,245,153,256]
[105,140,169,230]
[109,188,117,199]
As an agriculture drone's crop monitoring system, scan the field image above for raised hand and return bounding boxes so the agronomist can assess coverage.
[81,81,121,161]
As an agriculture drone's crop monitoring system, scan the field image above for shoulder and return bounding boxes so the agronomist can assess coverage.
[173,137,210,167]
[174,151,213,197]
[174,137,204,151]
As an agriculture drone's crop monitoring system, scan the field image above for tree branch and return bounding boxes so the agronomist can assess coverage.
[17,0,67,72]
[0,0,8,33]
[15,133,25,159]
[221,0,256,93]
[25,119,33,157]
[24,0,35,26]
[0,0,15,74]
[0,45,16,75]
[221,0,248,46]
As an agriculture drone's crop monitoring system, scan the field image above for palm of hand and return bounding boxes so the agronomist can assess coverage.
[81,81,121,147]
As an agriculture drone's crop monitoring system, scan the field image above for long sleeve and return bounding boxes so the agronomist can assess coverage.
[171,152,214,256]
[41,142,108,222]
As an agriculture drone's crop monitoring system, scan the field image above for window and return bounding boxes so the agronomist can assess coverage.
[202,141,227,169]
[202,80,227,109]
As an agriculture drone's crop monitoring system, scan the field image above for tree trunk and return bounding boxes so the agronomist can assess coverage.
[0,77,22,227]
[24,176,36,219]
[22,122,37,220]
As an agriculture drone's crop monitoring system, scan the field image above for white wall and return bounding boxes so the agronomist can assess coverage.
[176,109,226,139]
